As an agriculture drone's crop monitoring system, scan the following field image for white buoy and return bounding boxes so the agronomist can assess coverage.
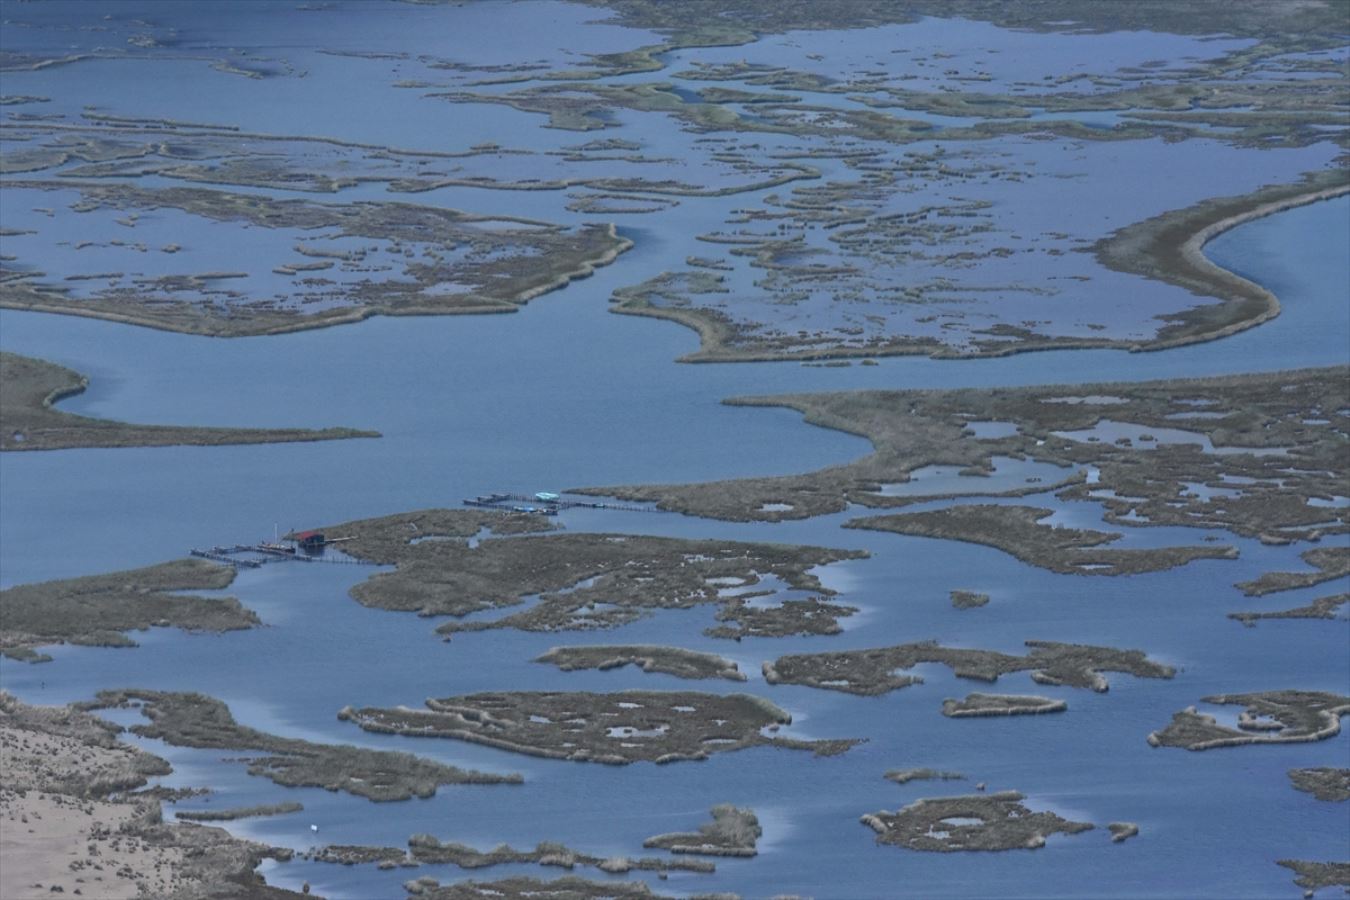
[310,824,319,832]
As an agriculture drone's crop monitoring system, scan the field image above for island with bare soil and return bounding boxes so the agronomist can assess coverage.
[941,694,1067,718]
[763,640,1174,696]
[642,804,760,856]
[318,510,867,639]
[1,352,377,451]
[1148,691,1350,750]
[83,690,522,800]
[862,791,1094,852]
[0,559,257,663]
[0,692,304,900]
[535,645,747,681]
[1289,768,1350,803]
[338,690,859,764]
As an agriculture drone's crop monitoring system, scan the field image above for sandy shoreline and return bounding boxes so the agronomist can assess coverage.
[0,693,304,899]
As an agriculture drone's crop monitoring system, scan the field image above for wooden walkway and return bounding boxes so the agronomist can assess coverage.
[464,493,658,515]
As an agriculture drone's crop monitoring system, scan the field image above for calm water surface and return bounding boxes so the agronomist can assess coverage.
[1,4,1347,898]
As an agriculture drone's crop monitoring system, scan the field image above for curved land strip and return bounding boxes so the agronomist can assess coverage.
[608,172,1349,363]
[642,804,760,857]
[0,692,304,900]
[1,352,377,451]
[763,640,1173,697]
[84,690,521,801]
[850,504,1235,576]
[861,791,1093,852]
[576,369,1348,558]
[339,690,859,764]
[535,645,747,681]
[1236,549,1350,597]
[0,183,630,337]
[318,510,865,639]
[1278,860,1350,896]
[0,559,256,663]
[1095,171,1350,352]
[404,875,669,900]
[1148,691,1350,751]
[1289,768,1350,803]
[942,694,1067,718]
[1230,592,1348,626]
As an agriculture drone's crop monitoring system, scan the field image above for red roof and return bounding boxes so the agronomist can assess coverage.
[295,530,323,541]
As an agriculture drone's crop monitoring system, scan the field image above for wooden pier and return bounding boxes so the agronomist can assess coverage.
[464,493,659,515]
[189,542,376,568]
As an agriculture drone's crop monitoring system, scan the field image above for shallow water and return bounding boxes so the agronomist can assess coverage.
[1,3,1348,898]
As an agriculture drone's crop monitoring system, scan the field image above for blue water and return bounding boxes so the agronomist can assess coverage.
[1,3,1348,898]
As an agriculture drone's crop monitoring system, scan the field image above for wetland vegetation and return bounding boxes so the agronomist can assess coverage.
[319,510,867,639]
[339,690,859,764]
[0,559,256,663]
[861,791,1094,852]
[762,640,1174,696]
[535,645,747,681]
[1288,768,1350,803]
[404,874,671,900]
[941,694,1067,718]
[582,367,1348,543]
[642,804,760,857]
[83,690,521,801]
[1229,593,1348,627]
[1148,691,1350,751]
[1,182,630,337]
